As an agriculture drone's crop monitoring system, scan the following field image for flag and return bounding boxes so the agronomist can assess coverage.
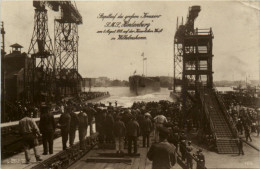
[141,52,144,57]
[143,57,147,60]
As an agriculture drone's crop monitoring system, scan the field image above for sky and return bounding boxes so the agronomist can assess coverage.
[1,0,260,81]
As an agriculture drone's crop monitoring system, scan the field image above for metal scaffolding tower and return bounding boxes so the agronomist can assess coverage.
[173,6,214,118]
[27,1,82,104]
[28,6,55,104]
[54,1,82,96]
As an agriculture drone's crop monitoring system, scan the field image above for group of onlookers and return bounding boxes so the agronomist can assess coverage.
[18,99,207,169]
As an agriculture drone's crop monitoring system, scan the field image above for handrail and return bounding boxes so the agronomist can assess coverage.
[204,98,217,140]
[197,85,218,140]
[212,86,238,138]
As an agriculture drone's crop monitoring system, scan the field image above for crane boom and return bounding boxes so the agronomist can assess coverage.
[175,5,201,42]
[33,0,82,24]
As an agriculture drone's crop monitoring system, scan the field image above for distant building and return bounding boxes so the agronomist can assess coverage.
[3,43,31,101]
[95,76,110,86]
[2,43,33,122]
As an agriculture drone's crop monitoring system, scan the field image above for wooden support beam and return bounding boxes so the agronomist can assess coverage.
[86,157,132,163]
[97,153,140,158]
[97,143,115,149]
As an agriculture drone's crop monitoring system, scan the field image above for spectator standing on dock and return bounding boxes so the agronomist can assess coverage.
[19,110,42,164]
[180,139,187,161]
[123,109,132,148]
[39,105,56,155]
[105,110,115,143]
[238,138,244,155]
[86,104,97,136]
[58,107,71,150]
[186,141,193,152]
[186,146,194,169]
[113,115,126,153]
[142,113,153,147]
[236,119,243,135]
[126,116,140,155]
[69,107,79,147]
[97,109,107,144]
[147,127,177,169]
[245,125,252,142]
[195,149,205,169]
[154,112,167,143]
[78,107,88,150]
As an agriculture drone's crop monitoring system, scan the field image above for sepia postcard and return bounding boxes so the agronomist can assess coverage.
[1,0,260,169]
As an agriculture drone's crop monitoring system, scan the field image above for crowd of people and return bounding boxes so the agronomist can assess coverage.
[18,99,206,168]
[5,91,109,122]
[229,105,259,141]
[222,95,260,139]
[221,92,259,109]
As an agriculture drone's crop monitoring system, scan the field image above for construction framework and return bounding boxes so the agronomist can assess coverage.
[54,16,80,96]
[27,1,82,105]
[27,7,55,104]
[173,6,214,117]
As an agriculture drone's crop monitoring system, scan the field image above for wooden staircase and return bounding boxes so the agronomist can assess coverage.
[200,88,239,154]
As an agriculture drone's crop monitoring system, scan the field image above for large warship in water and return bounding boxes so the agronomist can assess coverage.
[129,75,160,95]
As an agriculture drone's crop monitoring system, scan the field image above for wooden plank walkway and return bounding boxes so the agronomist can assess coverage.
[68,146,154,169]
[68,136,182,169]
[1,124,96,169]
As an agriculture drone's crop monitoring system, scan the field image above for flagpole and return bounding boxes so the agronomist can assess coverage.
[146,58,147,76]
[143,57,144,76]
[142,52,144,76]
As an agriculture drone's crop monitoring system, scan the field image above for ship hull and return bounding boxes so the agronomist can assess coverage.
[129,75,160,95]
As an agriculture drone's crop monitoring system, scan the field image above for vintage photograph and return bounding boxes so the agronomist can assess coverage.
[1,0,260,169]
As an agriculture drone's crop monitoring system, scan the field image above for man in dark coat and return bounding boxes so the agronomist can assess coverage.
[238,138,244,155]
[69,108,79,147]
[195,149,205,169]
[180,139,187,161]
[78,108,88,150]
[126,116,140,154]
[186,141,193,169]
[19,110,42,164]
[86,104,97,136]
[245,125,252,142]
[142,114,153,147]
[147,127,177,169]
[122,109,132,147]
[39,105,56,155]
[113,116,126,153]
[58,107,71,150]
[105,111,115,143]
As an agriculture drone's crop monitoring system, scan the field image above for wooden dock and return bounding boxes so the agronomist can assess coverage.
[68,145,155,169]
[68,137,183,169]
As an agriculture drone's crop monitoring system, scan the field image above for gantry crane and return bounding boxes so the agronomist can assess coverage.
[27,0,82,105]
[173,5,214,122]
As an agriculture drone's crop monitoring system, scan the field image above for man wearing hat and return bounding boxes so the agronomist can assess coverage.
[39,105,56,155]
[186,141,193,152]
[238,137,244,155]
[19,110,42,164]
[195,149,205,169]
[142,113,153,147]
[147,127,177,169]
[113,116,126,153]
[126,116,140,155]
[154,112,167,143]
[58,106,71,150]
[78,107,88,150]
[186,141,193,169]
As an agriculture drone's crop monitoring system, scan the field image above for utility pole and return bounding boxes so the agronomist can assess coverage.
[1,21,6,122]
[146,57,148,76]
[141,52,144,76]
